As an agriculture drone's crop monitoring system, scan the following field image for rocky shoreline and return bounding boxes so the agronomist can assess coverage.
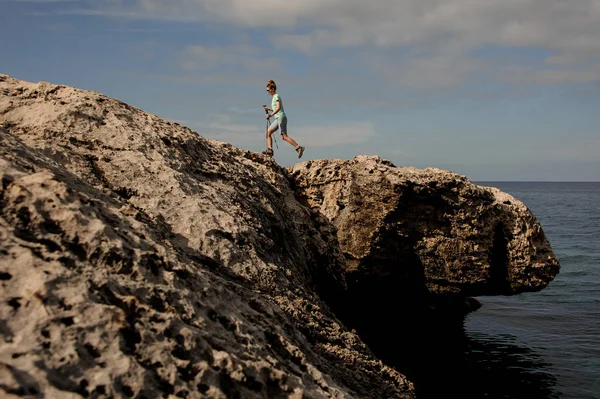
[0,74,559,398]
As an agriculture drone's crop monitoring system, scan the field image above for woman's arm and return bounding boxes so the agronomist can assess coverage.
[269,101,281,117]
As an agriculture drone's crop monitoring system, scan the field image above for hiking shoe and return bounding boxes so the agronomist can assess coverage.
[262,148,274,156]
[296,146,305,158]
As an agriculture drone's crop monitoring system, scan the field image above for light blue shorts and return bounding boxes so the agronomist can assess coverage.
[269,116,288,135]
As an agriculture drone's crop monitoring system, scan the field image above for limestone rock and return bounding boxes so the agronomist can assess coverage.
[0,74,415,398]
[288,155,560,298]
[287,156,560,377]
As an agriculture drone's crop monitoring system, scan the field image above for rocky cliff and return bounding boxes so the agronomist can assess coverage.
[288,156,559,298]
[0,74,559,398]
[287,157,560,383]
[0,74,414,399]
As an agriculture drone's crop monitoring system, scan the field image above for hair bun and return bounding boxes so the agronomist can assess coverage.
[266,79,277,91]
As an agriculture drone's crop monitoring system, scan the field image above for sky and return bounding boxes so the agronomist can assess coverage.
[1,0,599,181]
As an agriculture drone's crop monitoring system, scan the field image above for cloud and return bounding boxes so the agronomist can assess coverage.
[271,29,366,55]
[495,64,600,86]
[64,0,600,89]
[365,50,488,90]
[192,116,264,147]
[86,1,599,57]
[517,138,600,163]
[2,0,81,2]
[291,122,376,147]
[179,44,279,72]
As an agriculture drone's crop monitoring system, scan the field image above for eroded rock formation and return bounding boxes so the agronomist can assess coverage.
[288,156,559,300]
[0,74,414,399]
[288,156,560,387]
[0,73,560,399]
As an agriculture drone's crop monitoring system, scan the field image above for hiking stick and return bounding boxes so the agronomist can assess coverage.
[264,106,278,149]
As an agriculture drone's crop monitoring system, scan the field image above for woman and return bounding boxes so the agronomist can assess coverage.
[263,80,304,158]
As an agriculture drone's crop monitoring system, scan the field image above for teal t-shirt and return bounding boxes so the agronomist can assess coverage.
[271,93,286,119]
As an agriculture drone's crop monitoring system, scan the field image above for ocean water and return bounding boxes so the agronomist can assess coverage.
[459,182,600,399]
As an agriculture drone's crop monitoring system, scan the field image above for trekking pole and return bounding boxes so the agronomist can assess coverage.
[263,106,278,149]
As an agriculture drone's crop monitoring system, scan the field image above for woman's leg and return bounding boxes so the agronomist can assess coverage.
[279,117,299,149]
[265,118,279,150]
[282,133,304,158]
[266,127,275,149]
[281,133,299,148]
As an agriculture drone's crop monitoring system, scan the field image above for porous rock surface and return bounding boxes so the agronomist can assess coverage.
[288,156,560,299]
[287,157,560,374]
[0,74,415,399]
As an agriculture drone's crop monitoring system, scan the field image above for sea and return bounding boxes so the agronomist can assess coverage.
[437,182,600,399]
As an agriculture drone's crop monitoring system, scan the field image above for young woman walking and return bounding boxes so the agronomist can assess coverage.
[263,80,304,158]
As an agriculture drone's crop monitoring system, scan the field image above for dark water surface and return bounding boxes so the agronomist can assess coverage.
[391,182,600,399]
[458,182,599,399]
[462,182,600,399]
